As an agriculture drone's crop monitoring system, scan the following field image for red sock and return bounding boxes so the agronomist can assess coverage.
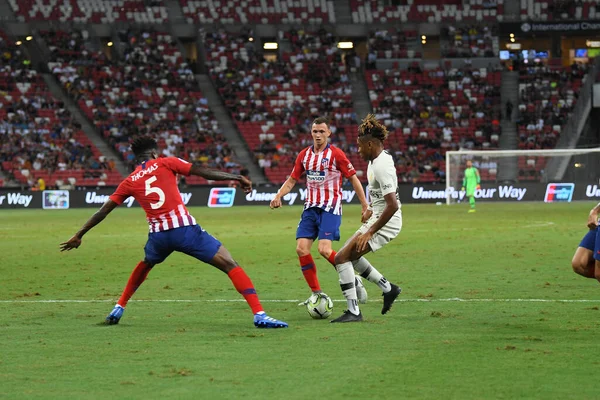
[299,254,320,292]
[117,261,153,308]
[327,250,337,267]
[228,266,264,314]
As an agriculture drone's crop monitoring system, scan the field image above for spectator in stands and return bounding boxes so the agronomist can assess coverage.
[35,177,46,191]
[46,28,240,177]
[444,25,497,58]
[516,60,589,149]
[505,100,513,121]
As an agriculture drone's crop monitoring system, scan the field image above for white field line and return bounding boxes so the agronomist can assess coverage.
[522,221,556,228]
[0,298,599,304]
[410,221,555,234]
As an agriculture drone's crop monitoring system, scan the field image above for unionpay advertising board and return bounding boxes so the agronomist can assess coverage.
[0,182,597,209]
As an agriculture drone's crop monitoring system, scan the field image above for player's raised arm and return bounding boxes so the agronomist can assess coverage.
[189,164,252,193]
[270,176,297,209]
[60,199,120,251]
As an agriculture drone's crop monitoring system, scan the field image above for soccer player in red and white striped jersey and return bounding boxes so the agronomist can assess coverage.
[270,117,369,305]
[60,137,287,329]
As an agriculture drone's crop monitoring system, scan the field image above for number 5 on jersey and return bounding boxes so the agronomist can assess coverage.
[145,176,165,209]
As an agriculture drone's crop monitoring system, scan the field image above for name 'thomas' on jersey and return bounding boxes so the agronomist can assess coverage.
[291,144,356,215]
[110,157,196,232]
[367,151,401,214]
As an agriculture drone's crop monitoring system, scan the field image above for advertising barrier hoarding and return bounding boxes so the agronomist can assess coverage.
[500,21,600,35]
[0,182,598,209]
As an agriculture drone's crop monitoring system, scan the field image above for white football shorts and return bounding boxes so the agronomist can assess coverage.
[357,210,402,252]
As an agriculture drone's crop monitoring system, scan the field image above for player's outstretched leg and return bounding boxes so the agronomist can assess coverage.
[331,260,362,323]
[572,246,595,279]
[594,260,600,285]
[331,236,375,323]
[106,260,154,325]
[573,230,598,280]
[211,246,288,328]
[353,257,401,314]
[320,239,368,304]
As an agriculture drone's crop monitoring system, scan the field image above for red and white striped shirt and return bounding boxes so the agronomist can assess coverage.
[146,204,197,233]
[110,157,197,233]
[290,144,356,215]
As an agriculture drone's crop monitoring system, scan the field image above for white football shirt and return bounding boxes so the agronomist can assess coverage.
[367,150,401,214]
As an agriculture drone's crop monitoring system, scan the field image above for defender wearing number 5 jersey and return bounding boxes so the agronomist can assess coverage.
[59,137,287,329]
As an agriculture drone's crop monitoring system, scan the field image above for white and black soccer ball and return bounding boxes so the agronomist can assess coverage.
[306,293,334,319]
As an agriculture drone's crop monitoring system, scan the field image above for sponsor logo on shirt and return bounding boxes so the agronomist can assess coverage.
[208,188,236,207]
[544,183,574,203]
[306,170,326,183]
[369,190,383,199]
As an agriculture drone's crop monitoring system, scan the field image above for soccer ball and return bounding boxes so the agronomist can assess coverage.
[306,293,334,319]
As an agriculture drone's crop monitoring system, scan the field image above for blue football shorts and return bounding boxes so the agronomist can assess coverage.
[296,207,341,241]
[579,227,600,261]
[144,225,222,265]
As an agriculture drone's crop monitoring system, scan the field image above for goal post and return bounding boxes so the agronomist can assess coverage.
[445,148,600,205]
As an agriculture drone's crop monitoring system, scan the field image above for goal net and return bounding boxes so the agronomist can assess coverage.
[445,148,600,205]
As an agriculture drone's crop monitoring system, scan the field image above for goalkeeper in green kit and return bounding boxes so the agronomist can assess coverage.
[461,160,481,213]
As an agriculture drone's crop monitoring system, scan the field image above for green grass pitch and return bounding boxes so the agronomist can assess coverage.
[1,202,600,399]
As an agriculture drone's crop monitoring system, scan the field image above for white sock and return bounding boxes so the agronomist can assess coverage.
[352,257,392,293]
[336,261,359,315]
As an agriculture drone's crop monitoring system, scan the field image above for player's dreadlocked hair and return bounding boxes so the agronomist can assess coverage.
[131,136,158,159]
[358,114,389,142]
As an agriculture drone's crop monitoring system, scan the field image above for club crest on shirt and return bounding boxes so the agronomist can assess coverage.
[321,158,329,168]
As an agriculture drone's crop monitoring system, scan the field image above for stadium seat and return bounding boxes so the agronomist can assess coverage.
[205,29,357,184]
[43,28,240,186]
[179,0,336,24]
[8,0,168,22]
[365,62,503,183]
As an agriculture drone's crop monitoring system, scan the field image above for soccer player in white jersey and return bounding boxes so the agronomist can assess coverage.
[331,114,402,323]
[270,117,369,305]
